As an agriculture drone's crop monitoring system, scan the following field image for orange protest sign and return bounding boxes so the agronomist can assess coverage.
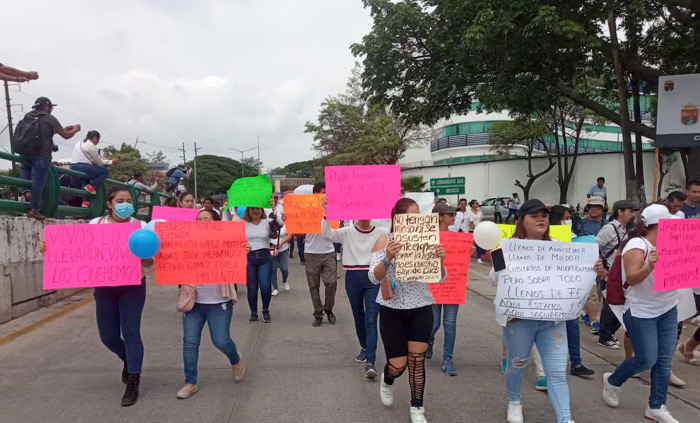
[155,221,247,285]
[330,220,340,230]
[429,232,474,305]
[283,194,325,234]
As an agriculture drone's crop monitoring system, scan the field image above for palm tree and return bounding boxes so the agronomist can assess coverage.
[401,176,428,194]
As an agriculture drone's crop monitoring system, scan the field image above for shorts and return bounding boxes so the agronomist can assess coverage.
[379,304,433,359]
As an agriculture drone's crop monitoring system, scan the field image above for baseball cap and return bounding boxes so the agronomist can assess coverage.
[432,203,456,214]
[613,199,640,212]
[33,97,57,109]
[517,199,549,217]
[586,196,605,207]
[641,204,672,226]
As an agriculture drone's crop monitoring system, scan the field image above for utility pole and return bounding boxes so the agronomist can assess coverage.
[193,142,199,200]
[134,135,139,149]
[229,147,255,178]
[4,81,14,153]
[181,142,187,165]
[257,135,260,174]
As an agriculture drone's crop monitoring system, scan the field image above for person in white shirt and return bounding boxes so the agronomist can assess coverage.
[464,200,485,263]
[666,191,686,218]
[201,198,221,216]
[505,193,520,223]
[69,130,116,207]
[602,204,681,423]
[321,195,388,378]
[449,199,468,232]
[270,225,293,295]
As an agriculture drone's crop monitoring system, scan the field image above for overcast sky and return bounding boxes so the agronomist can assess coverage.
[1,0,372,170]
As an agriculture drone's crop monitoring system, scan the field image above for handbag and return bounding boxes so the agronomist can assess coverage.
[176,285,196,312]
[381,279,394,300]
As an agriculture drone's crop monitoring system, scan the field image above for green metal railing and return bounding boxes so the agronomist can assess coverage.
[0,151,176,221]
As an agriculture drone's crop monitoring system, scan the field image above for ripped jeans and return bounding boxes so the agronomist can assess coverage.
[504,319,570,423]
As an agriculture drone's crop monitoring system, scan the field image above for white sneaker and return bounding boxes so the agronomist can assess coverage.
[410,406,428,423]
[283,282,290,291]
[668,371,685,387]
[507,401,523,423]
[602,372,621,407]
[477,258,483,264]
[379,373,394,406]
[644,405,679,423]
[271,289,279,296]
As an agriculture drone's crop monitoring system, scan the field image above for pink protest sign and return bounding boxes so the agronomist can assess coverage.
[43,223,142,289]
[152,206,200,222]
[324,164,401,220]
[654,219,700,291]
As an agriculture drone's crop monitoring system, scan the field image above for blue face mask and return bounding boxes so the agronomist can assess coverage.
[114,203,135,219]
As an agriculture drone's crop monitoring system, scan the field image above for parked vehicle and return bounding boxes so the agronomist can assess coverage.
[480,196,511,222]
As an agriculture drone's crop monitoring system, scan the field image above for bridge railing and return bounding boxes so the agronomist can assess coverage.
[0,151,175,221]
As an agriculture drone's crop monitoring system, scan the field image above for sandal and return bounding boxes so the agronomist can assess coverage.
[678,343,699,365]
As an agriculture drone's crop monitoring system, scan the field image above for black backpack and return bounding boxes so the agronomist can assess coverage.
[166,167,177,177]
[12,112,43,155]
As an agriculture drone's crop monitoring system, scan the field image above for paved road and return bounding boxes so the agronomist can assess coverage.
[1,259,699,423]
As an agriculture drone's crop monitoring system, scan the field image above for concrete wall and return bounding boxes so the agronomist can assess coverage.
[0,216,88,324]
[401,151,686,207]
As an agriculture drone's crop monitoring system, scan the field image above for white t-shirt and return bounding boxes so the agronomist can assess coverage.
[466,209,483,232]
[449,210,466,232]
[622,237,678,318]
[270,226,290,252]
[304,232,335,254]
[195,284,226,304]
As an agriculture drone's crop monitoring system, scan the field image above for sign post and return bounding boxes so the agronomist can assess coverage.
[430,177,465,196]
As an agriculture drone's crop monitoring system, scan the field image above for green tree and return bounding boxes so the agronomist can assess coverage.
[146,150,169,166]
[269,159,323,179]
[182,155,257,199]
[401,176,428,194]
[241,157,262,176]
[103,143,149,183]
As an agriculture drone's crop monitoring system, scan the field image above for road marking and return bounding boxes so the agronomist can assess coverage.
[0,297,94,347]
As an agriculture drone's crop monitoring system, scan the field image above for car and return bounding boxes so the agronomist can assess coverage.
[480,196,512,222]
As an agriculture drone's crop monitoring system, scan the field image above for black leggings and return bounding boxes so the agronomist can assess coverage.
[379,305,433,407]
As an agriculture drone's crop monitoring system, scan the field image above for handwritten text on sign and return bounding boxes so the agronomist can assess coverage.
[429,232,473,304]
[494,239,598,321]
[325,165,401,220]
[155,221,247,285]
[393,213,441,283]
[283,194,325,234]
[654,219,700,291]
[43,223,142,289]
[151,206,200,222]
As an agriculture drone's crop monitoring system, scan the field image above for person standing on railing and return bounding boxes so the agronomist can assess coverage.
[17,97,81,220]
[70,130,117,208]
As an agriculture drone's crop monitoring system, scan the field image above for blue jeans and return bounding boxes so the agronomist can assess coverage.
[70,162,109,201]
[430,304,459,361]
[271,249,289,291]
[506,208,518,223]
[345,270,380,364]
[504,319,570,423]
[20,155,51,212]
[93,279,146,374]
[609,307,678,409]
[296,236,305,263]
[247,250,273,314]
[565,319,581,366]
[182,301,241,384]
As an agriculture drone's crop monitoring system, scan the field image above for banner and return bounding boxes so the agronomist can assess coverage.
[151,206,200,222]
[155,221,247,285]
[404,192,436,214]
[224,174,273,210]
[43,223,142,289]
[654,219,700,291]
[494,238,598,321]
[325,164,401,220]
[282,194,325,234]
[429,232,473,304]
[393,213,441,283]
[497,224,572,243]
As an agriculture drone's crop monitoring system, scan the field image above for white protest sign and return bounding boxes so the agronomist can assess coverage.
[494,239,598,321]
[404,192,435,214]
[393,213,441,283]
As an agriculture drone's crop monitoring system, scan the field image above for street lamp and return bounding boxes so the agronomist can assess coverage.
[229,147,255,177]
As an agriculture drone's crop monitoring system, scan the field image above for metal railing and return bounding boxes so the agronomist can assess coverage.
[0,151,176,221]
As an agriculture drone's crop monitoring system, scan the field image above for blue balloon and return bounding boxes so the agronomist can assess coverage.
[237,206,247,219]
[128,229,162,259]
[572,235,597,243]
[145,218,167,232]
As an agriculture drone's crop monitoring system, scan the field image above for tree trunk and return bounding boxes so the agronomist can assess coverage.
[631,77,647,203]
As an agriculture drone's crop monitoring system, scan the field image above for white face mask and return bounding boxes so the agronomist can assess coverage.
[562,219,573,226]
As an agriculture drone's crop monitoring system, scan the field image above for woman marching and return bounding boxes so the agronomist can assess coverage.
[321,196,388,378]
[464,199,486,264]
[243,200,285,323]
[602,204,681,423]
[369,198,447,423]
[427,202,460,376]
[176,209,249,399]
[492,199,605,423]
[41,186,154,406]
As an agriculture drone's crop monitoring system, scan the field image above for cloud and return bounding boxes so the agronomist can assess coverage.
[1,0,372,170]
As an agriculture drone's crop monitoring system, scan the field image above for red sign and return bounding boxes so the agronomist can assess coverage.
[429,232,474,304]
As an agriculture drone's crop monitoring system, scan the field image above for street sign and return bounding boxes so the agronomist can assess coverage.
[430,177,465,195]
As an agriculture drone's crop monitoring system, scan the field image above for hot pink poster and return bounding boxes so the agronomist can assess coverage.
[654,219,700,291]
[429,232,474,304]
[324,164,401,220]
[43,223,142,290]
[152,206,200,222]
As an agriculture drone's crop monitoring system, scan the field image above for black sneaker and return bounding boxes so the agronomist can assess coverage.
[262,310,271,323]
[326,311,336,324]
[365,363,378,378]
[313,317,323,327]
[249,313,258,323]
[121,374,140,407]
[122,361,128,384]
[597,339,621,350]
[570,364,595,377]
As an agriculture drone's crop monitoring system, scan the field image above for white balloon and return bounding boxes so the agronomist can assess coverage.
[473,221,502,250]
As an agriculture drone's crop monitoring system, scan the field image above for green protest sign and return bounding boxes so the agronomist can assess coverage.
[223,174,273,210]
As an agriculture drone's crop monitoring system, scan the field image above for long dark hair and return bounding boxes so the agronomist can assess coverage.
[549,205,568,225]
[390,198,418,233]
[178,192,194,207]
[106,185,131,218]
[197,209,221,221]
